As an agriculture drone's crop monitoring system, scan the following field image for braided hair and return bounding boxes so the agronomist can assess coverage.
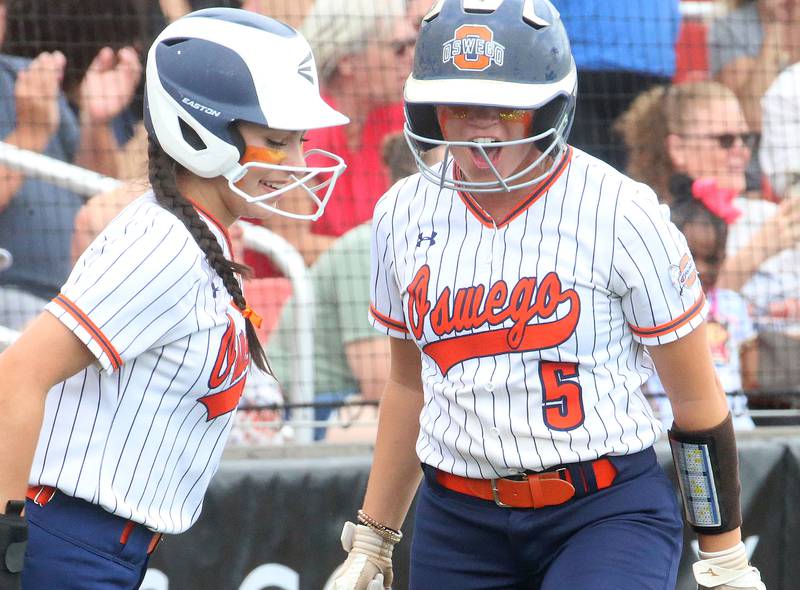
[147,136,270,374]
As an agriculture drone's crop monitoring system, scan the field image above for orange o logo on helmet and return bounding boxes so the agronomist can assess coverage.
[442,24,505,72]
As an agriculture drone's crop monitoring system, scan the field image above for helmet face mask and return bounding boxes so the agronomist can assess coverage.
[144,8,349,219]
[227,148,346,220]
[403,0,577,193]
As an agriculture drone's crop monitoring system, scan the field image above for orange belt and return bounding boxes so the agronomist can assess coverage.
[435,458,617,509]
[26,485,163,555]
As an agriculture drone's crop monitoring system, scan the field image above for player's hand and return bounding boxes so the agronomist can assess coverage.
[79,46,142,125]
[330,522,396,590]
[14,51,66,143]
[0,502,28,590]
[693,541,766,590]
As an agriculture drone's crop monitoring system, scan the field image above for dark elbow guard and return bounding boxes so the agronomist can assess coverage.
[668,413,743,534]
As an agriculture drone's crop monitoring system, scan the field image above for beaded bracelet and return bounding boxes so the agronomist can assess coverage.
[357,509,403,544]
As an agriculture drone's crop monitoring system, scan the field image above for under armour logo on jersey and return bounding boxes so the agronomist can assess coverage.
[417,231,437,247]
[297,52,315,84]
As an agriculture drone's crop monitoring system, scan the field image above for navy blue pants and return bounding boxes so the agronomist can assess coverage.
[410,448,683,590]
[22,491,158,589]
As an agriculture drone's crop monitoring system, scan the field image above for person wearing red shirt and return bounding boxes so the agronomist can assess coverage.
[244,0,416,276]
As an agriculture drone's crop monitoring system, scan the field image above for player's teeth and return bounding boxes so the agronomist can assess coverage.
[473,137,497,144]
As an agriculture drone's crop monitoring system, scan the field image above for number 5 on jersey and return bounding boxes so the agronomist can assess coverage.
[539,361,584,430]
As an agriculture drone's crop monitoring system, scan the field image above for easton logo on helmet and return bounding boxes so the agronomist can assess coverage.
[181,96,221,117]
[442,24,505,71]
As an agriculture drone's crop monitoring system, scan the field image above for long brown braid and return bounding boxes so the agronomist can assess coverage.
[147,136,270,374]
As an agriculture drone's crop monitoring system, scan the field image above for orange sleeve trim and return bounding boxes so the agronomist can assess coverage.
[369,304,409,333]
[53,294,122,370]
[628,293,706,338]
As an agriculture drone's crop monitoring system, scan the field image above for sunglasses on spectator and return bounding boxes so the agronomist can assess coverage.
[388,38,416,57]
[440,105,531,122]
[680,132,758,149]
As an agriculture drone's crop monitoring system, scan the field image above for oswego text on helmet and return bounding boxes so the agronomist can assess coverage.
[442,30,505,68]
[181,96,221,117]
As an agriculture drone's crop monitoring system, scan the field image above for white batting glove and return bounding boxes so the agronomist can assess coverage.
[694,542,766,590]
[330,522,397,590]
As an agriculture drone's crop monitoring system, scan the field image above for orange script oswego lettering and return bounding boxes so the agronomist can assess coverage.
[199,313,250,420]
[407,265,581,374]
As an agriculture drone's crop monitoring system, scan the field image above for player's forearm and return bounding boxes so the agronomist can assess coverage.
[649,327,729,431]
[0,374,48,511]
[360,379,424,530]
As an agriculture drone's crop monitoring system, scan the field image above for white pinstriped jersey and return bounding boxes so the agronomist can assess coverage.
[35,191,250,534]
[369,147,707,479]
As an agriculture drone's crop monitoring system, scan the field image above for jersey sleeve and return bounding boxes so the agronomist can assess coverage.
[369,187,412,340]
[610,184,707,346]
[45,212,206,373]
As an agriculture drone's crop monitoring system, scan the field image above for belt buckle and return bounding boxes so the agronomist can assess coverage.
[491,468,569,508]
[490,478,512,507]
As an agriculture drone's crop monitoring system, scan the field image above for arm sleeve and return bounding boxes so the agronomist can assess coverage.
[610,184,707,346]
[45,214,205,373]
[369,188,411,340]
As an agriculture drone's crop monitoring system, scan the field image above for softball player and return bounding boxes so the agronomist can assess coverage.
[0,8,347,589]
[332,1,766,589]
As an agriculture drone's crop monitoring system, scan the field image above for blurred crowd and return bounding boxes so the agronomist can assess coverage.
[0,0,799,444]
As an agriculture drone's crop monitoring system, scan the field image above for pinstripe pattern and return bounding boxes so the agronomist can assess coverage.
[34,192,250,534]
[370,148,707,477]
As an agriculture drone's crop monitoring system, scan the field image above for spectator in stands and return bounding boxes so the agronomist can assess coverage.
[645,174,758,430]
[720,64,800,302]
[553,0,681,171]
[266,132,435,441]
[709,0,800,191]
[0,0,142,330]
[710,0,800,135]
[619,79,800,398]
[302,0,414,236]
[617,81,753,203]
[725,62,800,394]
[244,0,415,277]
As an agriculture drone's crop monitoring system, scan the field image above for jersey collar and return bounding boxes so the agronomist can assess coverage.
[454,146,573,229]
